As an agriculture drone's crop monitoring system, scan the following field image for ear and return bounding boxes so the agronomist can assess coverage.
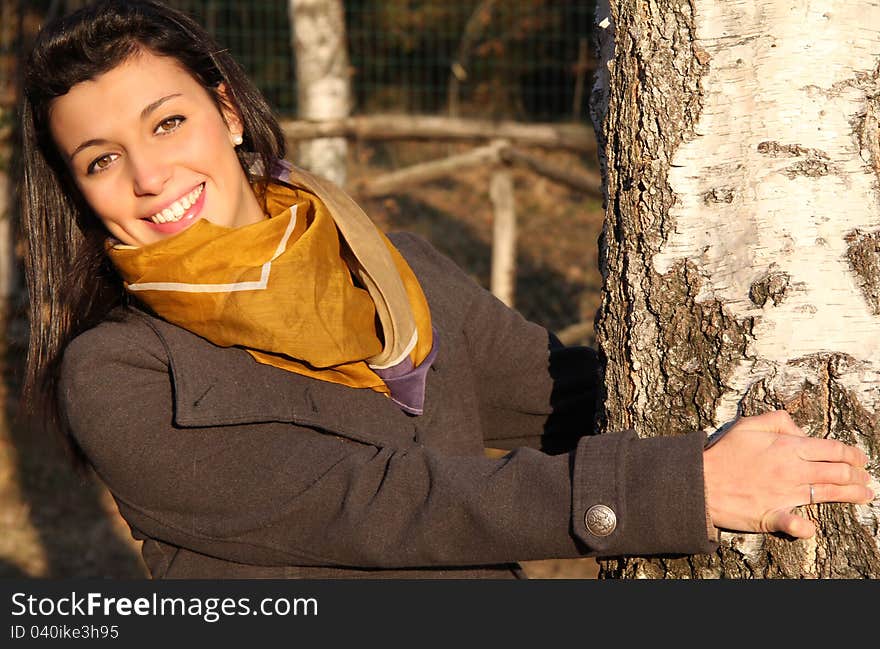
[216,83,244,139]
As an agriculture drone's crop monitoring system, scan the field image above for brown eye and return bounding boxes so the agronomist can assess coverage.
[87,153,119,175]
[155,116,185,135]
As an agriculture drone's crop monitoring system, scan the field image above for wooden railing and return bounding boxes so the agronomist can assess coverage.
[282,114,602,309]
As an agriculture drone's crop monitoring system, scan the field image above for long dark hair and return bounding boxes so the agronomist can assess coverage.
[18,0,286,460]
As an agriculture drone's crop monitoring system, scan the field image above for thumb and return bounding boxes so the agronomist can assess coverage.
[764,509,816,538]
[763,410,806,437]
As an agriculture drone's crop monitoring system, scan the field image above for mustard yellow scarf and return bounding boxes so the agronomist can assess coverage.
[107,175,433,400]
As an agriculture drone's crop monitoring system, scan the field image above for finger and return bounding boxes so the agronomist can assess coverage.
[807,462,871,487]
[808,483,874,506]
[764,509,816,538]
[796,437,869,466]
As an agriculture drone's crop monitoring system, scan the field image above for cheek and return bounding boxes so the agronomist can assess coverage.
[78,182,116,219]
[102,222,130,244]
[181,120,239,184]
[200,117,235,157]
[76,177,132,225]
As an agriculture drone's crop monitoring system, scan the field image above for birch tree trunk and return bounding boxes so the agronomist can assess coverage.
[591,0,880,578]
[289,0,351,186]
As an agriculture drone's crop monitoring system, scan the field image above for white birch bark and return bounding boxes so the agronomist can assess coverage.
[289,0,352,186]
[592,0,880,578]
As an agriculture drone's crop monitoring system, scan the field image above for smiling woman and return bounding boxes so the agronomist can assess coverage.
[48,52,264,246]
[15,0,875,580]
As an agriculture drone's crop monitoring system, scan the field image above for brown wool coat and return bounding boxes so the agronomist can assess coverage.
[59,233,717,579]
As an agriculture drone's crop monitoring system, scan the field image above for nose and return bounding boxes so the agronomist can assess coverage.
[129,149,171,196]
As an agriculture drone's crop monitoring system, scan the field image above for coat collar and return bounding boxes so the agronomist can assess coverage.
[135,310,419,448]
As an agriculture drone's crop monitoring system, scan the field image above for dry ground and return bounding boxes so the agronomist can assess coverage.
[0,140,603,579]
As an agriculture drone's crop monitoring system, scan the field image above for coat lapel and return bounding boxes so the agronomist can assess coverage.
[137,312,418,448]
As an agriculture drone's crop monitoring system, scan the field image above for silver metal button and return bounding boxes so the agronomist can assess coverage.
[585,504,617,537]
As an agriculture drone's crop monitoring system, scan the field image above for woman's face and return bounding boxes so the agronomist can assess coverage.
[49,50,266,246]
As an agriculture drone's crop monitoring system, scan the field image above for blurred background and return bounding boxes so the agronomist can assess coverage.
[0,0,602,578]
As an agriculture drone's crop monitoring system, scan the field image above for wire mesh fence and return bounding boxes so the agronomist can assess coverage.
[0,0,597,124]
[346,1,596,122]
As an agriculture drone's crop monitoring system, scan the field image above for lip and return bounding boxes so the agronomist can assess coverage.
[141,183,206,234]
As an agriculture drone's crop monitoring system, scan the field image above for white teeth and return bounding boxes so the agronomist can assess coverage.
[148,183,204,224]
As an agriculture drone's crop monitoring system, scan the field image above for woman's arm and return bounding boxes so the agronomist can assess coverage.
[391,232,602,454]
[392,234,875,545]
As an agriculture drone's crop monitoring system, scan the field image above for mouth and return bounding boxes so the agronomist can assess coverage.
[142,183,206,233]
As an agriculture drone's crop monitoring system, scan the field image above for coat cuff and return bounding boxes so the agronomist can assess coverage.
[571,429,719,557]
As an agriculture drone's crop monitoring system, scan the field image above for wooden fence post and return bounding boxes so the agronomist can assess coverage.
[489,162,516,307]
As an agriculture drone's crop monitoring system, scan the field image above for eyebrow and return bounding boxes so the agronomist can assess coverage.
[68,93,184,160]
[140,93,183,121]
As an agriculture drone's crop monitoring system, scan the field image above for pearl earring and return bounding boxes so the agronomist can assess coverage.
[232,134,243,146]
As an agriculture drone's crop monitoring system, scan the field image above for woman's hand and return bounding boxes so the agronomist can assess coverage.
[702,410,875,538]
